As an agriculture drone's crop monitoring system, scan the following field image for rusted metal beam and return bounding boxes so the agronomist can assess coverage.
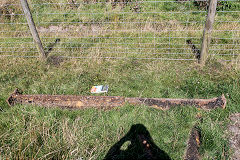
[7,89,226,110]
[126,95,226,110]
[184,126,201,160]
[7,89,125,109]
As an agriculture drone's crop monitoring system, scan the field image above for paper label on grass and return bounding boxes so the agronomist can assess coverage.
[91,85,108,93]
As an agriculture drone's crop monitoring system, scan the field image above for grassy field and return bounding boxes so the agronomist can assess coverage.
[0,0,240,159]
[0,0,240,60]
[0,58,240,159]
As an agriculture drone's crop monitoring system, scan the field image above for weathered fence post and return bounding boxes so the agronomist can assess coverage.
[20,0,46,59]
[200,0,218,65]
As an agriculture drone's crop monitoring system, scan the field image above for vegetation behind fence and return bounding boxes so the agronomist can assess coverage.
[0,0,239,62]
[1,1,240,159]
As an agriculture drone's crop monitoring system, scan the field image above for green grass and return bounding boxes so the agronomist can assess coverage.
[0,57,240,159]
[1,0,239,60]
[0,0,240,159]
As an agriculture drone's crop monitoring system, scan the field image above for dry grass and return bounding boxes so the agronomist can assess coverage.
[0,55,240,159]
[0,2,240,158]
[0,0,22,23]
[0,0,239,61]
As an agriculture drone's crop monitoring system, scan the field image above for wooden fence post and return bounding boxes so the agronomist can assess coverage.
[20,0,46,59]
[200,0,218,65]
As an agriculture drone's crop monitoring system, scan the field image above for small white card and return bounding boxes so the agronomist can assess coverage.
[91,85,109,93]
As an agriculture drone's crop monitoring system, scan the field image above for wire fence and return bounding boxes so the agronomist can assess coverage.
[0,0,239,61]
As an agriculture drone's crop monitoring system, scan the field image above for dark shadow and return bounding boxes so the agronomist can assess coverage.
[46,38,61,56]
[45,38,65,66]
[47,55,64,66]
[104,124,171,160]
[186,39,200,62]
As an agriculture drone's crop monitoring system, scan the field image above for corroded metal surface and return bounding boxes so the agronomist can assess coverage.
[126,95,226,110]
[184,126,201,160]
[7,89,226,110]
[7,89,125,109]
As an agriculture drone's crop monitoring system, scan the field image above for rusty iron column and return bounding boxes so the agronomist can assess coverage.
[7,89,226,110]
[184,126,201,160]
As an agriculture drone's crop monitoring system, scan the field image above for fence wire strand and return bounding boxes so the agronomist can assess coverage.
[0,0,239,61]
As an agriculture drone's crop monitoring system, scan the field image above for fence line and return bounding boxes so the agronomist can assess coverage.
[0,0,239,62]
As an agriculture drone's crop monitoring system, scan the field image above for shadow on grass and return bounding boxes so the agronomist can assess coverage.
[104,124,171,160]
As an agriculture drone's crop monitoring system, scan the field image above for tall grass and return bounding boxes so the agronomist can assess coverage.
[0,57,239,159]
[0,0,239,60]
[0,0,240,159]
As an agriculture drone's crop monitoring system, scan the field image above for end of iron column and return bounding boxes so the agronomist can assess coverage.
[7,88,23,106]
